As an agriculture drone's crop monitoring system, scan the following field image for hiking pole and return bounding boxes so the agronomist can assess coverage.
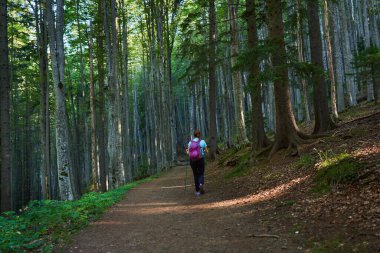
[184,164,188,195]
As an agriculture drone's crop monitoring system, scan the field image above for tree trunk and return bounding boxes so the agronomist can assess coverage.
[36,0,50,199]
[97,0,107,192]
[89,23,99,191]
[332,4,345,112]
[323,0,338,119]
[46,0,74,200]
[246,0,269,151]
[120,0,132,182]
[0,0,12,211]
[306,0,335,133]
[338,0,357,106]
[228,0,248,145]
[296,0,311,123]
[208,0,217,159]
[267,0,309,157]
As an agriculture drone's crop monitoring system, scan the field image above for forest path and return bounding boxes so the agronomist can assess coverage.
[59,166,301,253]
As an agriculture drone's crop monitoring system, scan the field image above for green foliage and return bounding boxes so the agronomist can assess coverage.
[312,153,361,193]
[294,154,315,169]
[0,178,153,252]
[353,46,380,83]
[133,155,151,180]
[224,148,252,180]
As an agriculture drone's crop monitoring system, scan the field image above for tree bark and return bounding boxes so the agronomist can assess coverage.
[89,23,99,191]
[267,0,309,157]
[97,0,107,192]
[46,0,74,200]
[295,0,311,123]
[208,0,217,159]
[228,0,248,144]
[323,0,338,119]
[246,0,270,151]
[306,0,335,133]
[0,0,13,211]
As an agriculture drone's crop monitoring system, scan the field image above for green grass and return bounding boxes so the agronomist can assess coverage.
[312,153,362,193]
[0,177,155,252]
[295,154,315,169]
[224,149,252,179]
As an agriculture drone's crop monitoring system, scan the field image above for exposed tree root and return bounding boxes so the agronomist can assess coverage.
[339,111,380,126]
[269,131,314,158]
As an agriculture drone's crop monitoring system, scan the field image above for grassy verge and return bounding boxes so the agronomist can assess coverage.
[0,176,156,252]
[312,153,362,193]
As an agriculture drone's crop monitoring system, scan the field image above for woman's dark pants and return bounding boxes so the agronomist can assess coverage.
[190,158,205,192]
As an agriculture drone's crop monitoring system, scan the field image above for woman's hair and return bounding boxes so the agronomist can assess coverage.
[194,130,201,138]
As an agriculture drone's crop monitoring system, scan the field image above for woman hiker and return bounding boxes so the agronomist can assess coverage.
[186,130,208,196]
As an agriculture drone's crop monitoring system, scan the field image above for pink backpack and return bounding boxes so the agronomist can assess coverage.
[189,139,201,161]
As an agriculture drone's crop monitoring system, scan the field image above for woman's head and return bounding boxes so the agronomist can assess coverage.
[194,130,201,138]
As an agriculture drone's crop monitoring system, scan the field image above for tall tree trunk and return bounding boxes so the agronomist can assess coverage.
[76,0,90,190]
[332,4,345,112]
[306,0,335,133]
[89,23,99,191]
[0,0,12,211]
[120,0,132,182]
[267,0,309,157]
[246,0,269,151]
[323,0,338,119]
[46,0,74,200]
[97,0,107,192]
[208,0,217,159]
[296,0,311,123]
[36,0,50,199]
[338,0,357,106]
[228,0,248,145]
[106,0,125,187]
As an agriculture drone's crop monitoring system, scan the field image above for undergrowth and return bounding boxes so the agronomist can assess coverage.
[0,177,155,252]
[224,148,252,179]
[312,152,362,193]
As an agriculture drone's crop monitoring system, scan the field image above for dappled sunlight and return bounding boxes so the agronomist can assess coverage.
[127,176,310,215]
[201,176,310,209]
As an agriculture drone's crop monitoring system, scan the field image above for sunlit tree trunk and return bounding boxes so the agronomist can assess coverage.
[46,0,74,200]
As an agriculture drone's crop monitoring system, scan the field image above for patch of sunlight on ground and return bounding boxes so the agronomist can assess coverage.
[128,176,310,215]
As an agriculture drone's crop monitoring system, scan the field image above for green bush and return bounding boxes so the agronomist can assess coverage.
[295,154,315,169]
[312,153,361,193]
[224,149,252,179]
[0,178,152,252]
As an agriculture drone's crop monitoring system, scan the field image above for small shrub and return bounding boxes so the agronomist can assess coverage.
[224,149,252,179]
[312,153,361,193]
[295,154,315,169]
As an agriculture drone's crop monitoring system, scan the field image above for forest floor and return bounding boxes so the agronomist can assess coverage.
[57,102,380,253]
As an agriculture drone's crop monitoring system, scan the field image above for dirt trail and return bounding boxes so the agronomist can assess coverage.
[58,166,301,253]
